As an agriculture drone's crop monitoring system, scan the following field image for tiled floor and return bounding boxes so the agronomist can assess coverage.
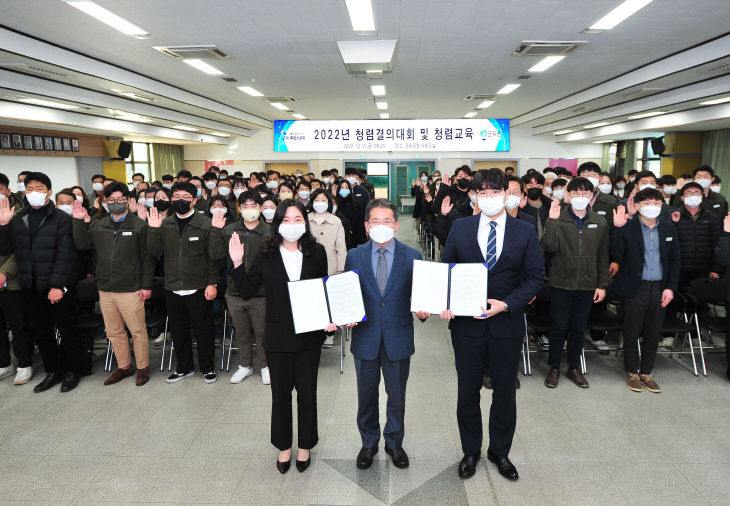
[0,217,729,505]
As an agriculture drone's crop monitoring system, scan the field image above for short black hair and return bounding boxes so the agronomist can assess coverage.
[357,168,367,178]
[161,174,174,182]
[91,174,105,182]
[454,165,472,178]
[25,171,52,190]
[577,162,601,176]
[279,182,294,193]
[266,170,281,178]
[202,171,218,181]
[634,188,664,203]
[681,173,693,180]
[307,188,334,214]
[504,166,515,173]
[567,176,594,193]
[296,180,312,191]
[176,170,193,180]
[219,169,229,176]
[0,173,8,188]
[552,178,568,189]
[521,172,545,186]
[132,172,145,179]
[103,181,130,198]
[506,174,524,192]
[170,181,197,198]
[471,168,507,191]
[344,167,359,177]
[237,190,262,206]
[55,188,76,202]
[713,176,722,184]
[364,198,398,222]
[320,170,331,177]
[660,174,677,185]
[628,169,639,176]
[18,170,33,179]
[694,165,714,177]
[635,171,657,184]
[680,182,704,195]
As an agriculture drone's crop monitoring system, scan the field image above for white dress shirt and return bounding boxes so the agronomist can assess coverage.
[477,211,506,262]
[279,245,303,281]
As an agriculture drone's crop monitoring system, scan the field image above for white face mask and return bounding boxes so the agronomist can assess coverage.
[76,195,84,202]
[696,178,711,189]
[299,190,310,200]
[616,183,626,189]
[553,189,565,201]
[233,189,244,199]
[638,184,656,191]
[711,185,721,193]
[267,180,279,189]
[571,197,590,211]
[322,177,330,185]
[313,201,329,214]
[163,183,172,189]
[279,223,306,242]
[684,195,702,208]
[205,181,216,189]
[477,196,505,216]
[92,182,103,192]
[346,177,358,186]
[420,176,428,183]
[262,208,276,220]
[57,204,73,215]
[639,205,661,219]
[26,191,47,207]
[368,224,395,244]
[332,204,338,213]
[598,183,612,194]
[17,181,25,193]
[504,195,521,210]
[468,193,477,204]
[145,198,155,207]
[544,186,553,196]
[211,207,228,217]
[629,177,635,182]
[217,186,231,196]
[241,208,260,222]
[663,186,677,195]
[587,177,600,188]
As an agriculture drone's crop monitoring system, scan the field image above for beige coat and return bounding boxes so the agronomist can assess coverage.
[309,212,347,275]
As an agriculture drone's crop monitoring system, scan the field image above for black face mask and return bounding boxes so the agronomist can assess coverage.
[172,200,191,214]
[456,178,470,190]
[526,188,543,200]
[154,200,171,212]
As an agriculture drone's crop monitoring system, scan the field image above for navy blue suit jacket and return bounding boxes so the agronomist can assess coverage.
[345,239,422,361]
[442,213,544,338]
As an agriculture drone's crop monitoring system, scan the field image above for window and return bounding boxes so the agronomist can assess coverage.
[125,142,153,184]
[637,137,662,177]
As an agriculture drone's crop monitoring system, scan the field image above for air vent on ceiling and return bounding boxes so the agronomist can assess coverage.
[703,61,730,75]
[153,45,228,59]
[621,87,665,98]
[262,97,296,103]
[221,77,238,82]
[517,75,532,80]
[512,41,586,56]
[464,94,496,101]
[0,62,69,78]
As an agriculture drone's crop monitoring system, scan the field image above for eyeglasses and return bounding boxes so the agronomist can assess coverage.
[475,190,504,198]
[369,219,395,226]
[106,198,128,204]
[171,196,193,201]
[569,191,593,198]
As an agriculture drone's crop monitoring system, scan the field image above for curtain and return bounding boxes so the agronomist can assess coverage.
[602,144,611,174]
[151,143,184,181]
[702,129,730,200]
[623,140,636,175]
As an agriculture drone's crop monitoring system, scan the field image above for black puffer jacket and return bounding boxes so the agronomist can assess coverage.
[674,206,722,275]
[0,203,77,290]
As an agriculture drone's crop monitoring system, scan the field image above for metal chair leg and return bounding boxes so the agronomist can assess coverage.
[160,316,168,372]
[168,338,175,371]
[220,310,228,371]
[580,348,587,375]
[105,340,114,371]
[340,328,344,374]
[691,313,705,376]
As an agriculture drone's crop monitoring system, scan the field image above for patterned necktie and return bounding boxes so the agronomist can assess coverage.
[486,221,497,271]
[376,248,388,294]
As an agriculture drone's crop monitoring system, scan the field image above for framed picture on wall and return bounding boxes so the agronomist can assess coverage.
[43,136,53,150]
[0,134,10,149]
[62,138,71,151]
[33,136,43,150]
[71,138,79,152]
[12,134,22,149]
[53,137,62,151]
[23,135,33,150]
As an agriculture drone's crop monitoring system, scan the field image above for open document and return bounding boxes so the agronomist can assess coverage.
[410,260,488,317]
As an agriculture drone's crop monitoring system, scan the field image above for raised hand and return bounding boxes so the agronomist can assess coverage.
[128,197,138,213]
[724,213,730,233]
[626,197,637,216]
[613,205,628,228]
[548,198,561,220]
[72,199,86,220]
[137,203,148,221]
[0,197,14,226]
[441,174,451,187]
[211,210,226,229]
[519,195,527,209]
[147,206,162,228]
[441,195,454,216]
[671,211,680,223]
[229,232,245,267]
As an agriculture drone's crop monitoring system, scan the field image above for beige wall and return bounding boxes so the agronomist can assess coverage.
[184,160,205,176]
[474,160,519,171]
[310,159,343,175]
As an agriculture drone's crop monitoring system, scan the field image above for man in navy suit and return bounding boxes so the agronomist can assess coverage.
[442,169,544,481]
[345,198,430,470]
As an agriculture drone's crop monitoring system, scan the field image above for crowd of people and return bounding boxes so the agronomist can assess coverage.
[0,161,728,481]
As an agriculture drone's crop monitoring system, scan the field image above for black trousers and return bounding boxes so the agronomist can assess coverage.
[266,347,321,451]
[0,289,33,368]
[24,286,82,374]
[622,281,665,374]
[548,287,594,370]
[452,330,521,458]
[165,290,214,373]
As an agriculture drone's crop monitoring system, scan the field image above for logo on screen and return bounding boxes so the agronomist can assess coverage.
[480,130,488,140]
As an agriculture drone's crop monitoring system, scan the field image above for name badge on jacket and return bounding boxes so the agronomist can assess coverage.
[122,231,132,236]
[596,211,606,215]
[666,237,673,241]
[189,237,199,242]
[587,223,598,228]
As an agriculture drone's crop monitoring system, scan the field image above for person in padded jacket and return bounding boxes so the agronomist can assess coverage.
[0,172,82,393]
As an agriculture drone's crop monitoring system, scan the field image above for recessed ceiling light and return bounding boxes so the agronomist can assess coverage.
[477,100,494,109]
[589,0,654,30]
[183,59,224,75]
[593,140,614,144]
[528,55,566,72]
[366,69,383,74]
[64,1,150,37]
[209,132,230,137]
[700,96,730,105]
[380,113,389,119]
[18,98,80,110]
[628,111,667,119]
[375,101,388,110]
[270,102,290,111]
[554,130,574,135]
[584,122,610,129]
[345,0,376,31]
[370,85,386,96]
[496,84,521,95]
[107,109,154,122]
[292,113,307,119]
[172,125,199,131]
[464,112,477,118]
[117,91,153,102]
[238,86,264,97]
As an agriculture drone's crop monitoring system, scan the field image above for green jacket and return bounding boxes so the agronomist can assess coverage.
[591,192,618,228]
[73,213,154,292]
[209,219,270,297]
[0,253,20,291]
[542,207,610,291]
[703,191,728,220]
[147,211,220,290]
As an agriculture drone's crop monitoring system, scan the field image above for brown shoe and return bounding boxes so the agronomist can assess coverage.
[566,368,589,388]
[104,367,135,385]
[544,369,559,388]
[627,373,643,392]
[639,374,660,393]
[135,367,150,386]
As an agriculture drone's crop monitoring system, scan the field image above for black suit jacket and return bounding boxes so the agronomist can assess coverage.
[231,243,328,352]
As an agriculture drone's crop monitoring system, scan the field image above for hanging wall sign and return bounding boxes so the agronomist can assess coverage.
[274,119,509,152]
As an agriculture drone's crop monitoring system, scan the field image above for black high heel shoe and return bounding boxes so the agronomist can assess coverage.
[296,458,311,473]
[276,459,291,474]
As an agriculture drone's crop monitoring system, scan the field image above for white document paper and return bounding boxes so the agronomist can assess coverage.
[448,263,488,317]
[410,260,449,314]
[288,279,331,334]
[325,271,366,326]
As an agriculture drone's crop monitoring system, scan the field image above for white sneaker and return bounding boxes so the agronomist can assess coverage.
[592,339,609,351]
[536,335,550,349]
[153,333,166,347]
[261,367,271,385]
[230,365,254,384]
[322,335,334,349]
[660,337,675,349]
[0,365,15,382]
[14,366,32,385]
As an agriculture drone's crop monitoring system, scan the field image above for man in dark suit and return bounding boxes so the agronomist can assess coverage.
[345,198,429,470]
[344,167,370,210]
[441,169,544,481]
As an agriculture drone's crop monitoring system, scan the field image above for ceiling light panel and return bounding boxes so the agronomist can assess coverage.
[700,96,730,105]
[553,130,574,135]
[270,102,290,111]
[238,86,264,97]
[370,85,386,96]
[375,101,388,110]
[64,1,150,37]
[496,84,521,95]
[584,122,610,128]
[628,111,667,119]
[380,113,389,119]
[464,112,477,118]
[477,100,494,109]
[173,125,198,131]
[337,40,398,74]
[292,113,306,119]
[18,98,80,109]
[345,0,376,31]
[183,59,224,75]
[209,132,230,137]
[589,0,654,30]
[528,55,566,72]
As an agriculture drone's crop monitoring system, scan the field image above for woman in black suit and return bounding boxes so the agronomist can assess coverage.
[228,199,334,474]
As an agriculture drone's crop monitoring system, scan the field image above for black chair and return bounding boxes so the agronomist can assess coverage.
[588,290,624,357]
[74,278,108,370]
[657,293,704,376]
[685,278,728,376]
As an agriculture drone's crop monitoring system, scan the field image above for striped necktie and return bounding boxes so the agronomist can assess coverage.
[376,248,388,294]
[486,221,497,270]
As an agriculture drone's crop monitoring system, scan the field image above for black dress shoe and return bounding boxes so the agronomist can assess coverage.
[296,458,311,473]
[356,446,378,469]
[33,373,62,393]
[276,459,291,474]
[487,450,519,481]
[60,372,81,393]
[458,453,480,479]
[385,446,409,469]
